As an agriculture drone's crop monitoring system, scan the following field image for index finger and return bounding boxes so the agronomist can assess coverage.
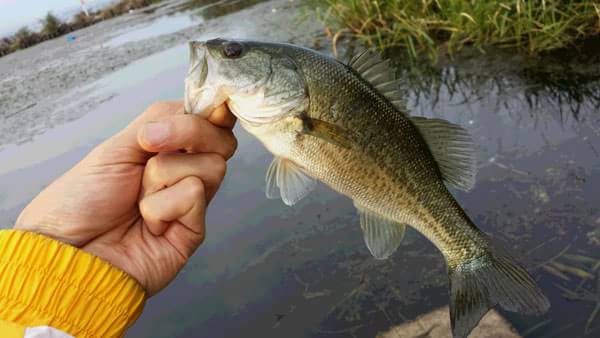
[104,101,236,162]
[138,115,237,159]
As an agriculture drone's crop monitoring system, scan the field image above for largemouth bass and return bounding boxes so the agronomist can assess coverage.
[184,39,549,338]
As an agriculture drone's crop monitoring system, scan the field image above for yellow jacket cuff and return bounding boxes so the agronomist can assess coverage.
[0,230,146,338]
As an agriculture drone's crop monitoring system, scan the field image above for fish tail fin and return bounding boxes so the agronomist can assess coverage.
[448,248,549,338]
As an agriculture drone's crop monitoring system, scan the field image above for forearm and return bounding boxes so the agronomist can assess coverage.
[0,230,146,338]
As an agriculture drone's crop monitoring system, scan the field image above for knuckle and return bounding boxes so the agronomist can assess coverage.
[227,134,238,158]
[138,198,156,222]
[185,176,206,199]
[218,132,237,159]
[145,155,164,180]
[209,154,227,180]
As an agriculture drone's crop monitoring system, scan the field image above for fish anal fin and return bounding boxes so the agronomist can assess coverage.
[354,202,406,260]
[410,116,477,191]
[265,157,316,206]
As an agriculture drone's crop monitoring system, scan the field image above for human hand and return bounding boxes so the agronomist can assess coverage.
[14,101,237,295]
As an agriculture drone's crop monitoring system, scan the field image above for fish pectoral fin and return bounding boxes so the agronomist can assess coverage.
[297,115,353,149]
[265,157,317,206]
[410,116,477,191]
[355,203,406,260]
[347,49,406,112]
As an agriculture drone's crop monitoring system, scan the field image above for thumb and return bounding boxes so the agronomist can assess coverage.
[94,101,186,163]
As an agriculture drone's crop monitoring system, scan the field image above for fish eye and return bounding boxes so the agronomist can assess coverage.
[222,42,244,58]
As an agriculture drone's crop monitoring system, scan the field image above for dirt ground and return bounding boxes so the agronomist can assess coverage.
[379,307,521,338]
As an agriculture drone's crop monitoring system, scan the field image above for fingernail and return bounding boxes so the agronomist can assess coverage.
[143,122,170,146]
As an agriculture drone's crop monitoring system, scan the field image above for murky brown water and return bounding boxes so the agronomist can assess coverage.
[0,1,598,337]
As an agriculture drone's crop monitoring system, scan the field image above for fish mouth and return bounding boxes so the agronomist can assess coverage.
[184,41,210,115]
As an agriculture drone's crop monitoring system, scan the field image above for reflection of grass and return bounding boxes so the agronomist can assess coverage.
[317,0,600,63]
[370,44,600,124]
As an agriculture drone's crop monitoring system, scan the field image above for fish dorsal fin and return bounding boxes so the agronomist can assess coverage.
[348,50,406,112]
[266,157,316,206]
[410,117,477,191]
[354,202,406,259]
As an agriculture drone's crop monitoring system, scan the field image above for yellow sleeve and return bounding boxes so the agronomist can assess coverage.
[0,230,146,338]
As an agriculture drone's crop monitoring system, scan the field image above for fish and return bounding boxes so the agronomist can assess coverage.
[184,38,550,338]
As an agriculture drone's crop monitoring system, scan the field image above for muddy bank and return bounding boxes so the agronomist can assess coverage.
[379,307,520,338]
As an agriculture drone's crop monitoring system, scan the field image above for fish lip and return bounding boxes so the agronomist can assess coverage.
[184,41,209,114]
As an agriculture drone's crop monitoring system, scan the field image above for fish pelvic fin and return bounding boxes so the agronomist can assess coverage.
[448,250,550,338]
[265,157,317,206]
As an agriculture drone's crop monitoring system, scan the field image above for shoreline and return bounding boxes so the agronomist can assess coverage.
[0,0,165,58]
[0,0,321,149]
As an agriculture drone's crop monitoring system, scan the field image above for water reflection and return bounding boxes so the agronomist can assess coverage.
[104,14,198,47]
[0,0,598,337]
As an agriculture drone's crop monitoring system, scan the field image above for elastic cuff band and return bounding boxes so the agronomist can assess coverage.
[0,230,146,338]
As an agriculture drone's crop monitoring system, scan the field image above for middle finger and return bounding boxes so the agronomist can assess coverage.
[142,152,227,201]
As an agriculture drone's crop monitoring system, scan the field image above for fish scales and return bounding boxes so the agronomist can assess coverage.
[285,46,486,266]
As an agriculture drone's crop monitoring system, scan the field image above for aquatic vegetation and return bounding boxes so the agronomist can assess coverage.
[317,0,600,63]
[542,251,600,335]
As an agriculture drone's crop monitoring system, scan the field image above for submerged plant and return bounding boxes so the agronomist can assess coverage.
[317,0,600,63]
[542,251,600,335]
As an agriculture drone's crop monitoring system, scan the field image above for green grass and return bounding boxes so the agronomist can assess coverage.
[318,0,600,63]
